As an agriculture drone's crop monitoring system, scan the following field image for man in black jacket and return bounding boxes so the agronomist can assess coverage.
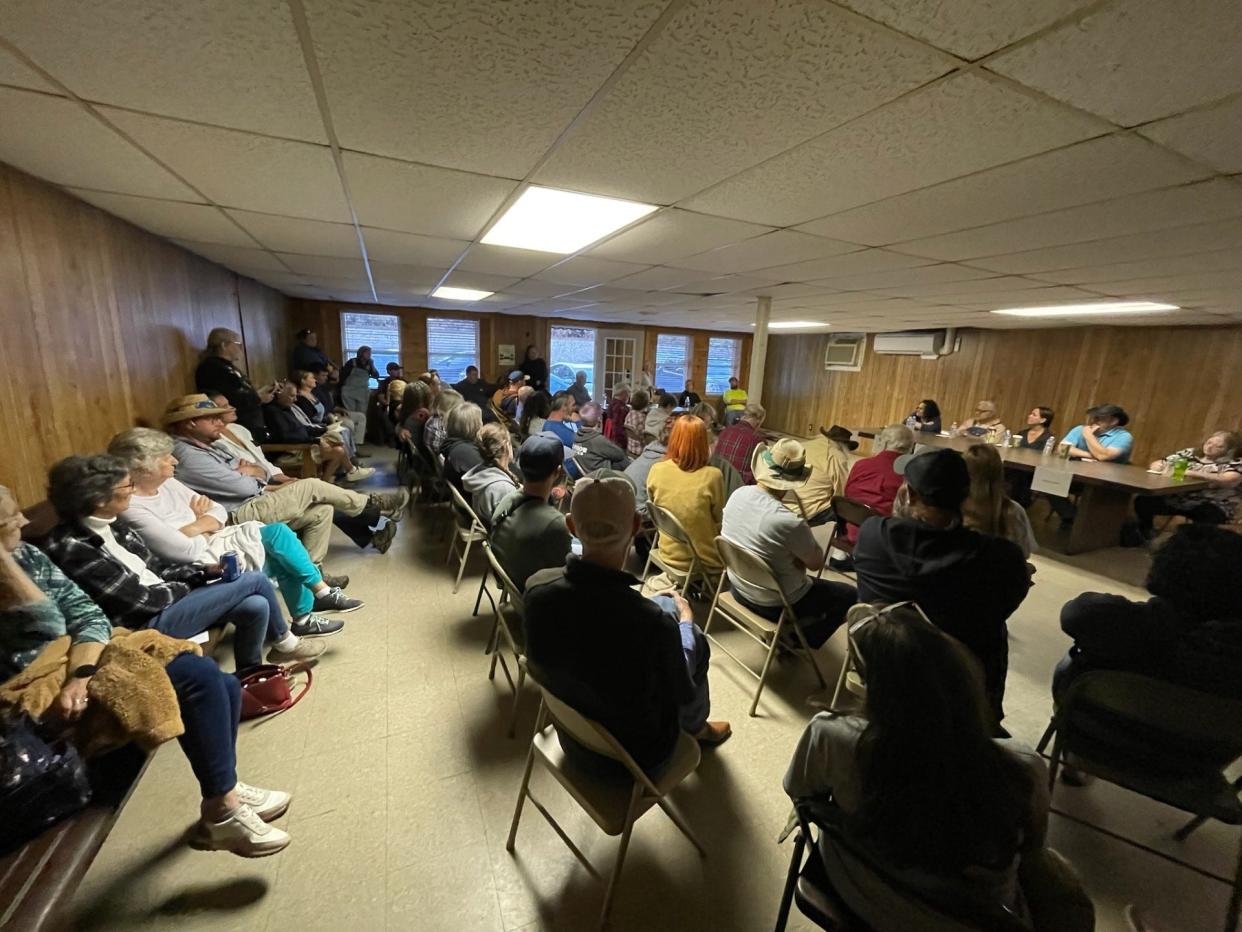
[571,403,628,472]
[853,448,1028,724]
[263,384,369,482]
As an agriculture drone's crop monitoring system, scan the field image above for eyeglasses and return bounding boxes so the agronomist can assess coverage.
[112,481,134,494]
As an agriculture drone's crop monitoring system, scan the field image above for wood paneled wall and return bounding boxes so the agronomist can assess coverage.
[0,163,290,504]
[761,325,1242,467]
[288,300,751,397]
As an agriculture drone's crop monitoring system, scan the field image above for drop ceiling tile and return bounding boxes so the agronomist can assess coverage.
[1138,95,1242,175]
[361,228,469,267]
[987,0,1242,126]
[586,210,774,264]
[1075,269,1242,297]
[534,0,955,203]
[663,275,780,296]
[932,285,1105,308]
[682,72,1108,226]
[173,240,287,271]
[368,263,450,290]
[455,244,561,278]
[440,271,523,293]
[894,179,1242,261]
[503,279,577,299]
[102,109,349,221]
[794,134,1207,246]
[965,217,1242,274]
[306,0,666,177]
[0,87,196,198]
[343,152,517,240]
[832,0,1093,59]
[277,254,368,278]
[2,0,324,140]
[823,263,997,292]
[762,248,932,282]
[69,190,254,246]
[1030,246,1242,285]
[676,230,861,273]
[226,210,359,257]
[736,282,841,300]
[532,256,651,287]
[606,266,709,290]
[875,274,1048,298]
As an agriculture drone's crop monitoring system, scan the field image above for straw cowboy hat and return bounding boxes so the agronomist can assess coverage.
[752,438,812,490]
[161,393,233,426]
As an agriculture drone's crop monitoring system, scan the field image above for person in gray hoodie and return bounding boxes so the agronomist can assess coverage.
[462,423,521,529]
[624,414,674,517]
[571,403,628,473]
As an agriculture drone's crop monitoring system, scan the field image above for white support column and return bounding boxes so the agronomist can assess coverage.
[747,296,771,406]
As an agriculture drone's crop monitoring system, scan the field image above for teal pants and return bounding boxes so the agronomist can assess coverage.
[259,522,322,618]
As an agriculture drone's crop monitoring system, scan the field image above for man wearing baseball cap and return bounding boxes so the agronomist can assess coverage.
[163,395,409,566]
[721,439,856,649]
[489,434,571,593]
[524,473,730,778]
[852,448,1029,724]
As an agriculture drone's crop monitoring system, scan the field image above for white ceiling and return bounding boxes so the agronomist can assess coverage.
[2,0,1241,333]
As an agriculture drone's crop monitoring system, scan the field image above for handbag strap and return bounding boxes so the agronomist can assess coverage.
[246,662,313,721]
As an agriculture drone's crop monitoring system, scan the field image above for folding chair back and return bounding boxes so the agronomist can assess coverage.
[828,603,879,708]
[539,689,655,786]
[446,482,488,594]
[828,495,881,557]
[484,541,525,616]
[482,542,528,736]
[715,536,791,607]
[648,501,696,550]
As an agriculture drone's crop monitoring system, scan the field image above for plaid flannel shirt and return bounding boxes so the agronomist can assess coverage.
[714,421,763,485]
[42,521,206,629]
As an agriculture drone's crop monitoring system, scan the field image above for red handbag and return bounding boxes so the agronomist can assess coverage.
[238,663,312,720]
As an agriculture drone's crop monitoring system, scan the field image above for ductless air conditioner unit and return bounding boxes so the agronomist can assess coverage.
[873,330,948,357]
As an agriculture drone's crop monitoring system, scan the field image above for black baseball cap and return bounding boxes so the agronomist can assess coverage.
[893,448,969,510]
[520,433,564,481]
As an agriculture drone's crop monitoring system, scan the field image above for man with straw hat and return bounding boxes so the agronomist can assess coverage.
[720,438,857,649]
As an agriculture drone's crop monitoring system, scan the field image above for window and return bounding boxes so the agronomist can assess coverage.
[654,333,690,393]
[824,333,865,371]
[340,311,400,388]
[426,317,480,384]
[548,325,596,397]
[705,337,742,394]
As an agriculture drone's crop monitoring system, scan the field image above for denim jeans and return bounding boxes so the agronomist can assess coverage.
[648,594,711,735]
[259,522,322,618]
[166,653,240,799]
[147,571,287,671]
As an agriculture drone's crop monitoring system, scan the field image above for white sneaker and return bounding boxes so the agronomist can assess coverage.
[267,637,326,662]
[343,466,376,482]
[234,781,292,821]
[190,803,290,857]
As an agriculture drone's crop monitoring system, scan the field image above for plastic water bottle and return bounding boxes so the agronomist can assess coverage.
[905,415,918,430]
[1042,436,1055,456]
[948,421,958,436]
[999,429,1011,447]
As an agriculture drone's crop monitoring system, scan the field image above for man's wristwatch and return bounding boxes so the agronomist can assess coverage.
[71,664,98,679]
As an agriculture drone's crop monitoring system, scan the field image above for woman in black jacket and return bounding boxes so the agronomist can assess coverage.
[195,328,273,442]
[519,344,548,392]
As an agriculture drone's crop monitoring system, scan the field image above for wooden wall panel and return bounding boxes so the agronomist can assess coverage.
[761,326,1242,467]
[0,163,290,505]
[289,300,751,397]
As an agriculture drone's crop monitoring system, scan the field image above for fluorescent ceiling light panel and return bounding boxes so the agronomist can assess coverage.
[433,286,494,301]
[751,320,831,329]
[481,185,657,254]
[990,301,1178,318]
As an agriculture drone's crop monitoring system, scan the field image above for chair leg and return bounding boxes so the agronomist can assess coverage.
[599,785,643,930]
[1046,733,1063,793]
[773,831,807,932]
[1035,718,1056,753]
[1174,814,1209,842]
[507,662,526,739]
[656,797,706,857]
[453,533,474,594]
[790,620,827,688]
[749,624,783,717]
[506,724,540,852]
[473,571,490,617]
[829,650,851,708]
[1225,829,1242,932]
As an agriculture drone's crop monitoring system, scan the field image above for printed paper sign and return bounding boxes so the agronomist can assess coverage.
[1031,465,1074,497]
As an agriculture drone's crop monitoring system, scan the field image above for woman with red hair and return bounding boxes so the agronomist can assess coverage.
[646,416,725,579]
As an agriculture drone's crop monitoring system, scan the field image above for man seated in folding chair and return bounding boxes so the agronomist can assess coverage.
[490,434,573,593]
[852,448,1028,727]
[721,439,856,651]
[524,473,731,777]
[782,604,1093,932]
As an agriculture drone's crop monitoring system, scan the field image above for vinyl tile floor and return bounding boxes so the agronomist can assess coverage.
[69,454,1239,931]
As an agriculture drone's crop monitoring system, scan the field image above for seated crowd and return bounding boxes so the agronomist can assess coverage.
[4,327,1238,932]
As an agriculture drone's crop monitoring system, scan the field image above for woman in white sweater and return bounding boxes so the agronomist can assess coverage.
[108,428,361,629]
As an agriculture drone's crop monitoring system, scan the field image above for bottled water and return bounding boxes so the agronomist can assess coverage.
[1043,436,1056,456]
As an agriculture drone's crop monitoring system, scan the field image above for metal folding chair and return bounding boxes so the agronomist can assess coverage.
[507,669,705,930]
[703,536,827,716]
[446,482,488,595]
[640,502,716,599]
[482,542,528,737]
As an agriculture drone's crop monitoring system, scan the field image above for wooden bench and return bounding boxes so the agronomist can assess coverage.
[0,502,219,931]
[260,442,318,479]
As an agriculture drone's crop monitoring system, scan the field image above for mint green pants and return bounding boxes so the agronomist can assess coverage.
[259,522,321,619]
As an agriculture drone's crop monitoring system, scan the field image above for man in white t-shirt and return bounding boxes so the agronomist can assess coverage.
[721,439,856,648]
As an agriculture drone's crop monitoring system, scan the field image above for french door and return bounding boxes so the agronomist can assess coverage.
[595,331,640,402]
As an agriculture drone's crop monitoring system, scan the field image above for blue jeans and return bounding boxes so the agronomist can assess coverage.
[166,653,240,799]
[259,522,322,618]
[649,595,711,735]
[147,571,287,671]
